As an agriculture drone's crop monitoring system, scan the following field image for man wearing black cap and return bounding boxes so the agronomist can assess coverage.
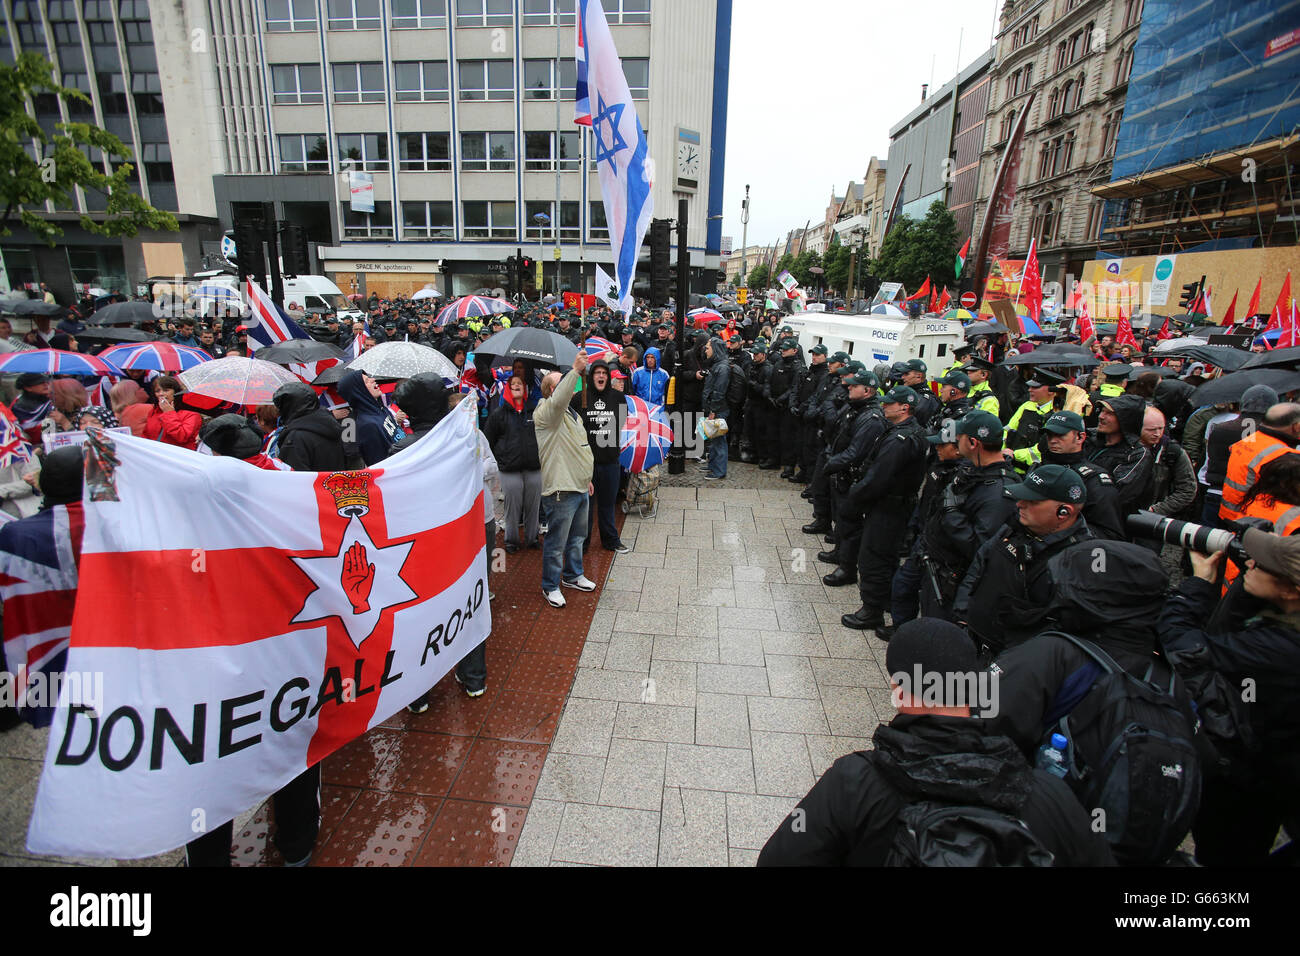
[883,411,1018,638]
[769,338,805,479]
[744,338,777,467]
[1004,371,1060,452]
[821,370,886,580]
[954,464,1095,656]
[725,335,749,459]
[653,322,678,375]
[800,351,850,527]
[943,341,975,379]
[842,386,929,630]
[962,356,1000,418]
[791,345,829,481]
[900,359,939,427]
[1018,410,1124,538]
[757,617,1114,866]
[679,330,709,456]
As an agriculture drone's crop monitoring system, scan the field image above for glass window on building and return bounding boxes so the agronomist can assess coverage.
[265,0,319,31]
[558,58,578,100]
[398,132,451,171]
[522,60,554,100]
[462,201,515,240]
[1,247,41,293]
[333,62,385,103]
[61,73,96,118]
[394,61,449,102]
[522,0,575,26]
[456,0,513,28]
[460,132,514,171]
[337,133,389,172]
[11,1,45,50]
[458,59,513,100]
[131,72,165,114]
[523,131,580,171]
[343,202,394,239]
[89,22,121,72]
[623,58,649,99]
[392,0,448,29]
[66,246,128,293]
[327,0,381,30]
[279,133,330,172]
[272,64,324,105]
[589,201,608,240]
[524,202,578,242]
[608,0,650,24]
[401,201,454,239]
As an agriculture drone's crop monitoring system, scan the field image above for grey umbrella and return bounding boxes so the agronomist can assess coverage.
[1193,368,1300,406]
[347,340,460,380]
[475,326,579,369]
[1,299,66,317]
[83,300,158,326]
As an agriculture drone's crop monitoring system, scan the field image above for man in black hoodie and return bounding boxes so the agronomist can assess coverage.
[336,369,400,466]
[574,359,629,552]
[1086,394,1154,518]
[700,336,731,480]
[758,618,1112,866]
[272,382,351,472]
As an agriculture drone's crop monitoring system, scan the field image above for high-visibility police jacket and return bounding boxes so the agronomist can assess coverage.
[1005,398,1054,451]
[969,380,999,417]
[1219,430,1295,521]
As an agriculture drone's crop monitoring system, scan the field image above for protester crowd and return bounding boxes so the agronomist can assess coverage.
[4,288,1299,868]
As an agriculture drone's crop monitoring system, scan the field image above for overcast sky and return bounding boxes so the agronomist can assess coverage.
[720,0,1002,251]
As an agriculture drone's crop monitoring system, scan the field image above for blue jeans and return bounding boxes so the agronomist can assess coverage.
[706,410,729,477]
[541,490,589,592]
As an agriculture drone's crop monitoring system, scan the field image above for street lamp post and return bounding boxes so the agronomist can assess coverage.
[739,184,750,288]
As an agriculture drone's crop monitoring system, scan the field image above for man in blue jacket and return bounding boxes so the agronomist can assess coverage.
[631,346,669,406]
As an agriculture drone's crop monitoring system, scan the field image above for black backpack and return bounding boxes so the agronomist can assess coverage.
[725,360,747,410]
[1040,632,1202,866]
[885,801,1057,867]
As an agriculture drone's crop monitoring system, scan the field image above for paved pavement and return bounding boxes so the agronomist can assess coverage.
[512,467,894,866]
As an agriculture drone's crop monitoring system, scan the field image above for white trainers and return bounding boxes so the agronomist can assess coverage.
[562,575,597,592]
[544,588,567,608]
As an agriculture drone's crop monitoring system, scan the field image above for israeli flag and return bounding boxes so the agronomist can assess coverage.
[576,0,654,316]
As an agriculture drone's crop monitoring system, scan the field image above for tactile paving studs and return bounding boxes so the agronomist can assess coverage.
[413,800,526,867]
[313,791,442,866]
[480,691,565,745]
[449,739,548,807]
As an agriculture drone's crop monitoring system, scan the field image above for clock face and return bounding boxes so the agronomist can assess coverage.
[676,141,700,181]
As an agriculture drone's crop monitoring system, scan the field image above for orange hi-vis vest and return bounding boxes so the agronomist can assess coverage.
[1220,432,1295,521]
[1222,495,1300,589]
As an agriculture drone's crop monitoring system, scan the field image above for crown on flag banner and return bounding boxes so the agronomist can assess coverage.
[322,472,371,517]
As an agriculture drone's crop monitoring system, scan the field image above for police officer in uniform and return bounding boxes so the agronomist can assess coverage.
[725,334,749,458]
[1020,410,1125,539]
[962,356,1001,418]
[770,338,805,479]
[842,386,930,630]
[900,358,939,428]
[803,358,857,530]
[881,411,1018,639]
[792,344,830,482]
[745,338,779,467]
[820,370,886,582]
[933,370,976,432]
[1005,370,1062,454]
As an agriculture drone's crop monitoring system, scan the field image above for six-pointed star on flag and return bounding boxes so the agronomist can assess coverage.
[290,516,417,649]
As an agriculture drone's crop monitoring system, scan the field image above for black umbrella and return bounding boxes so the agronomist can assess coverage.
[76,327,160,344]
[255,339,346,365]
[1,299,66,317]
[84,300,158,326]
[1000,350,1100,368]
[1153,343,1251,371]
[1193,369,1300,406]
[1240,347,1300,370]
[965,320,1009,338]
[474,327,578,369]
[717,302,743,313]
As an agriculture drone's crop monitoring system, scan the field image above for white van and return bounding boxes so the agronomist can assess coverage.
[193,274,364,322]
[783,312,966,369]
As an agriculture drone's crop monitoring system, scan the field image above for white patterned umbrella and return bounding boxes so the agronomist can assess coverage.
[347,341,459,380]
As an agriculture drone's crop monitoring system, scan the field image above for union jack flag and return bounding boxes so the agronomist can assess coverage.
[583,336,620,358]
[619,394,672,474]
[0,404,34,466]
[574,15,591,126]
[349,319,371,362]
[242,279,312,352]
[0,503,83,727]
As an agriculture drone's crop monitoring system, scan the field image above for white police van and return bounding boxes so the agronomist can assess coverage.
[783,312,966,369]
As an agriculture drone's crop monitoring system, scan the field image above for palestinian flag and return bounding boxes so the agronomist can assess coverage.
[954,238,971,280]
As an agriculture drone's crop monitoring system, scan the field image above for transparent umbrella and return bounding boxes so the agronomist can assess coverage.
[178,356,301,406]
[347,340,460,380]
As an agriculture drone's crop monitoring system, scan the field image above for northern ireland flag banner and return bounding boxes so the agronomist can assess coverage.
[27,399,490,858]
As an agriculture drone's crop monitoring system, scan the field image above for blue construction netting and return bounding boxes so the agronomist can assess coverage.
[1111,0,1300,181]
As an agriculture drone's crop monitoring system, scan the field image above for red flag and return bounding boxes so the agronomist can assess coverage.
[1246,277,1262,318]
[1221,289,1238,327]
[1156,315,1172,340]
[1077,295,1096,343]
[906,277,931,302]
[1279,298,1300,349]
[1115,308,1139,348]
[935,287,951,312]
[1021,239,1043,324]
[1269,271,1292,332]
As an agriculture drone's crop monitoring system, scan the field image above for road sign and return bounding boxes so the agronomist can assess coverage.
[960,291,978,309]
[737,287,748,305]
[553,247,562,261]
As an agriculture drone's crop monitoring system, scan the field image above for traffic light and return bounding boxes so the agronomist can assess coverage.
[1179,281,1201,312]
[648,218,672,307]
[232,218,266,288]
[518,256,534,295]
[280,223,310,277]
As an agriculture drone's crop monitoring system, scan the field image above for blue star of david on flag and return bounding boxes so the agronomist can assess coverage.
[593,95,628,171]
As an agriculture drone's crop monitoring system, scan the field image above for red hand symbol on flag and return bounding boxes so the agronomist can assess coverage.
[342,541,375,614]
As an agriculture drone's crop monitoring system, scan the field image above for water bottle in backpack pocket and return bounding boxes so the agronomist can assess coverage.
[1040,632,1204,866]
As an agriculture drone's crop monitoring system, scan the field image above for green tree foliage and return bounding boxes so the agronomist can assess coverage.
[824,234,850,294]
[746,263,770,291]
[868,200,960,293]
[790,249,823,290]
[0,51,178,244]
